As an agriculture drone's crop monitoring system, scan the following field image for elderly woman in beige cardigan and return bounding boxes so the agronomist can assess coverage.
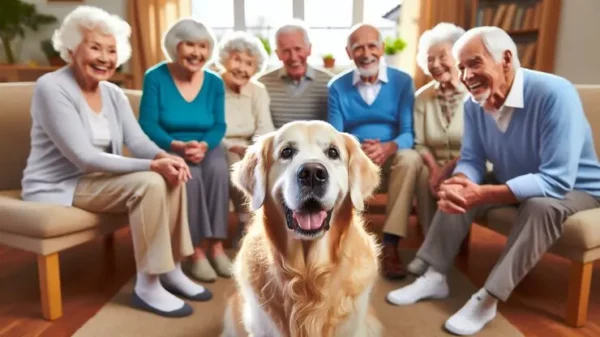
[412,22,467,246]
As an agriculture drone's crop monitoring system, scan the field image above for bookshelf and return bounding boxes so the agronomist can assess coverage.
[470,0,561,72]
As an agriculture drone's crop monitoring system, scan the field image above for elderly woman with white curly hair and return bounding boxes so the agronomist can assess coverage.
[138,18,232,284]
[407,22,468,274]
[20,6,212,318]
[217,30,274,238]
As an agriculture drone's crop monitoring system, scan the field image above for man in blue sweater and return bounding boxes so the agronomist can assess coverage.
[328,23,420,280]
[386,26,600,335]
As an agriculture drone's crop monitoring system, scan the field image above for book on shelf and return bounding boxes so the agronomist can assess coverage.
[474,1,544,32]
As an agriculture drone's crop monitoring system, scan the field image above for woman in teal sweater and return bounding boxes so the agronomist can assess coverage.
[139,18,231,283]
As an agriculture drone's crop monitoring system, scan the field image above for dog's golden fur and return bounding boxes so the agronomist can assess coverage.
[221,121,383,337]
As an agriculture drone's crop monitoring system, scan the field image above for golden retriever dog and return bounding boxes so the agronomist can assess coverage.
[221,120,383,337]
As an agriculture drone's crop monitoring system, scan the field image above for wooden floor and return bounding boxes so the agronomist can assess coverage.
[1,213,599,337]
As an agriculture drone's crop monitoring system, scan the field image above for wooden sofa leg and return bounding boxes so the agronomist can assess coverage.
[566,261,593,327]
[459,230,471,257]
[37,253,63,321]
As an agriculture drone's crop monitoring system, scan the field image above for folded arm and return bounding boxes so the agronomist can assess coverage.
[452,105,487,184]
[201,82,227,150]
[35,80,151,173]
[393,79,415,149]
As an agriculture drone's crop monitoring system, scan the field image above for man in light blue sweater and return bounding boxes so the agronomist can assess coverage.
[386,27,600,335]
[328,23,420,280]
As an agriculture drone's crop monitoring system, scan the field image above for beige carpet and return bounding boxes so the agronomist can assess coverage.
[73,250,523,337]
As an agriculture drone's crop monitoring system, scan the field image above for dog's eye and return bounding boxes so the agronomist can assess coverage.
[281,147,294,159]
[327,147,340,159]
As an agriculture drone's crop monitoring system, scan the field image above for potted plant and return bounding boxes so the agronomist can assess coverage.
[258,36,271,56]
[0,0,57,64]
[323,53,335,68]
[383,36,407,67]
[41,39,65,67]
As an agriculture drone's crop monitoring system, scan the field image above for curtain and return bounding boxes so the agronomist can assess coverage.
[413,0,469,89]
[128,0,191,89]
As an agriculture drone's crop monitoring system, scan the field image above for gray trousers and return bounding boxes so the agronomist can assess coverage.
[184,146,230,245]
[416,190,600,301]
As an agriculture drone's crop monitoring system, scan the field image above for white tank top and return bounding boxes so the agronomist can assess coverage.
[86,107,112,152]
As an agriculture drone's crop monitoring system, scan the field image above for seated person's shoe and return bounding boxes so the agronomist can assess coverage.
[160,281,213,302]
[131,291,193,318]
[386,267,449,305]
[188,258,217,282]
[407,257,428,276]
[444,288,497,335]
[210,253,233,278]
[380,243,407,280]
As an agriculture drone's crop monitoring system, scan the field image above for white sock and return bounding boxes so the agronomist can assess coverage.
[445,288,498,335]
[386,266,449,305]
[161,262,206,297]
[134,272,185,312]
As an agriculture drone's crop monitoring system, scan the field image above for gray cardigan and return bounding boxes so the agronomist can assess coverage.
[21,67,162,206]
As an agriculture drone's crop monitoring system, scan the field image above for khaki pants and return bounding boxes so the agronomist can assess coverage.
[73,171,194,275]
[380,149,423,238]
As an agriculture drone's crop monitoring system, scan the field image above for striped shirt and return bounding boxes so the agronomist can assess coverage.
[257,65,334,129]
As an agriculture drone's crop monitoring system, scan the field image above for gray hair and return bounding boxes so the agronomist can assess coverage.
[273,19,311,50]
[51,5,132,66]
[416,22,465,75]
[452,26,520,69]
[218,31,269,75]
[161,17,216,62]
[346,23,383,50]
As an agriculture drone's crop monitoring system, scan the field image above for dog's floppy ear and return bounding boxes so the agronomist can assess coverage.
[231,133,274,211]
[343,133,381,211]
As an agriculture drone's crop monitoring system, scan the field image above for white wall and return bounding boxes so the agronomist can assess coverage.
[553,0,600,84]
[16,0,126,65]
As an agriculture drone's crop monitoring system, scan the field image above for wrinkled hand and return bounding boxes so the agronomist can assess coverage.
[437,176,483,214]
[361,139,395,166]
[228,145,247,157]
[427,165,441,198]
[184,141,208,164]
[150,157,191,186]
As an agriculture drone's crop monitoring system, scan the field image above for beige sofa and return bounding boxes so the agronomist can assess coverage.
[0,82,143,321]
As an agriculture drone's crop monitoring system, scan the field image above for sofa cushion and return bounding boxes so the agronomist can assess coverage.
[0,190,128,239]
[483,206,600,250]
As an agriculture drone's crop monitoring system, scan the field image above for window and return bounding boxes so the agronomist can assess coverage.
[191,0,234,40]
[191,0,402,68]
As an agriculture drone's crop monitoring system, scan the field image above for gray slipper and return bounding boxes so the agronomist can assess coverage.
[131,291,193,318]
[210,254,233,278]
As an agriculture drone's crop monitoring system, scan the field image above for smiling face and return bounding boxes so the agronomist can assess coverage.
[223,50,258,87]
[456,36,513,111]
[347,25,384,78]
[232,121,380,241]
[275,30,311,81]
[176,40,211,73]
[427,42,458,84]
[70,29,118,84]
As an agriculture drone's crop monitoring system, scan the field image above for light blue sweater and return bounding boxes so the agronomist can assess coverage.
[327,67,415,149]
[454,68,600,200]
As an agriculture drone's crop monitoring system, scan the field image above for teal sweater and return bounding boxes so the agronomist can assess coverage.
[327,67,415,149]
[455,68,600,200]
[139,62,226,151]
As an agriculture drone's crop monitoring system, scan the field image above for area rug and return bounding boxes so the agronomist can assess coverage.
[72,250,523,337]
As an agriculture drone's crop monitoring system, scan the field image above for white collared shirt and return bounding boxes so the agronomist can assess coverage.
[352,61,388,105]
[489,68,524,132]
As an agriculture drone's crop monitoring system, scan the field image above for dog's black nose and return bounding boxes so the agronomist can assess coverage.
[297,162,328,187]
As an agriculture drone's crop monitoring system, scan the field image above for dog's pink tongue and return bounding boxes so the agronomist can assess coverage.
[293,211,327,230]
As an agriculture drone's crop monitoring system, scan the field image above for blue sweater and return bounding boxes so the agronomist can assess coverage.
[327,67,415,149]
[139,62,226,151]
[455,68,600,201]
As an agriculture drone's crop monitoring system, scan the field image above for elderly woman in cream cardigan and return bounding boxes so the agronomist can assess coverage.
[409,23,469,274]
[217,31,274,238]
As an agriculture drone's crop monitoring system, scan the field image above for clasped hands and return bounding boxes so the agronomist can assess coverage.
[436,175,485,214]
[361,139,397,166]
[149,140,208,186]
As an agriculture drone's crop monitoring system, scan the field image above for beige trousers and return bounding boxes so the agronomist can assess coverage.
[225,140,250,214]
[381,149,423,238]
[72,171,194,275]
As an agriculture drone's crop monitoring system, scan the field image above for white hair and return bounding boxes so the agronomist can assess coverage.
[51,6,131,66]
[161,17,216,62]
[346,23,383,50]
[218,31,269,75]
[452,26,521,69]
[416,22,465,75]
[273,19,311,50]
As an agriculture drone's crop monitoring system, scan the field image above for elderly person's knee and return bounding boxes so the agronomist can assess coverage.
[205,148,230,180]
[392,149,423,169]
